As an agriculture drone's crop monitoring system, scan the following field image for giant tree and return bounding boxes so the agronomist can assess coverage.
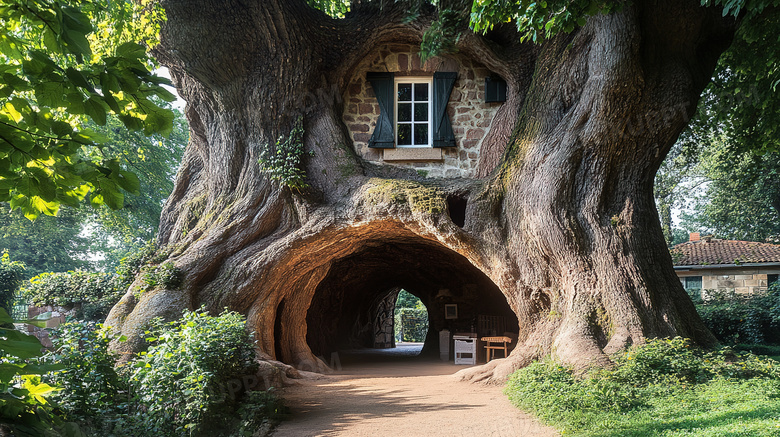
[105,0,760,382]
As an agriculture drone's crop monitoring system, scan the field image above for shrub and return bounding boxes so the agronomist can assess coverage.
[19,243,180,322]
[693,283,780,345]
[44,321,128,433]
[506,359,643,417]
[22,271,124,321]
[233,389,287,436]
[138,261,182,292]
[129,309,261,436]
[114,240,157,285]
[38,309,282,436]
[610,337,714,385]
[395,308,428,342]
[0,308,78,436]
[0,252,25,314]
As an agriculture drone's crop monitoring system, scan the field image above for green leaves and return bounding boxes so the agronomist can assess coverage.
[0,0,176,219]
[258,117,311,191]
[663,8,780,242]
[702,0,780,18]
[43,321,127,429]
[470,0,620,42]
[306,0,350,18]
[22,270,125,321]
[130,309,261,436]
[0,307,76,436]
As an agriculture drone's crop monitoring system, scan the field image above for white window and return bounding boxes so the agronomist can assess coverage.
[395,77,432,147]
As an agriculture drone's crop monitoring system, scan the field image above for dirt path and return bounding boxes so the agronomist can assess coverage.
[271,344,558,437]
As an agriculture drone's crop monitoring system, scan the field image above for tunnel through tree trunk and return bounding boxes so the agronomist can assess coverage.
[304,239,518,360]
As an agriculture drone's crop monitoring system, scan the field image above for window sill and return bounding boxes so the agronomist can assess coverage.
[383,148,443,162]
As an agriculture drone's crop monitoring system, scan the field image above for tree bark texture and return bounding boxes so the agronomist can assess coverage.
[106,0,736,382]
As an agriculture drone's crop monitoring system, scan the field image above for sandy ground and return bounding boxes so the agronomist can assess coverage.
[271,344,558,437]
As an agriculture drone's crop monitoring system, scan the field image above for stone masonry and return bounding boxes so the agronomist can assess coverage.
[342,44,502,178]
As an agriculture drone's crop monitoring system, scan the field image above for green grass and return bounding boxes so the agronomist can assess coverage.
[505,338,780,436]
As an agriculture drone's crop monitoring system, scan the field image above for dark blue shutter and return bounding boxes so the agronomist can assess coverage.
[367,72,395,148]
[433,72,457,148]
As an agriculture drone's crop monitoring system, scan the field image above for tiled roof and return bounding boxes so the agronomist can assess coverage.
[672,239,780,266]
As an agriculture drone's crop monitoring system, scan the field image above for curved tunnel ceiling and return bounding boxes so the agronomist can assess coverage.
[304,239,518,358]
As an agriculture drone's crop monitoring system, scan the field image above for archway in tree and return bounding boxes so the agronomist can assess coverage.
[302,239,518,364]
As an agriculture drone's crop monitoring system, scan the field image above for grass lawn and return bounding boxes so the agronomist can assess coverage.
[506,339,780,436]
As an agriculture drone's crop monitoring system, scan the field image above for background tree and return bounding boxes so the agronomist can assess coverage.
[694,145,780,242]
[104,0,771,382]
[654,6,780,243]
[0,205,90,276]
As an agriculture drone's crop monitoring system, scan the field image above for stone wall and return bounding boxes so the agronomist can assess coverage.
[677,268,780,296]
[342,43,502,178]
[25,304,74,348]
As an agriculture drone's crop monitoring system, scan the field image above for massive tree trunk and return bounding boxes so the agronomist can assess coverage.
[106,0,736,382]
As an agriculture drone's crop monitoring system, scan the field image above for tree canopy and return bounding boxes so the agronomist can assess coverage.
[0,0,176,219]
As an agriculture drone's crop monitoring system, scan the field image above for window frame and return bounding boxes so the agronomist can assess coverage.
[394,76,433,148]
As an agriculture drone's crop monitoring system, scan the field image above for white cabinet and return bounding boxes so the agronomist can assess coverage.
[453,335,476,365]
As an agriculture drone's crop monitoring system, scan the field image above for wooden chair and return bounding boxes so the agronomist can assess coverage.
[481,336,512,361]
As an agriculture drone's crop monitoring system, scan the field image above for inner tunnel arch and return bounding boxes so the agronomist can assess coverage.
[265,228,518,368]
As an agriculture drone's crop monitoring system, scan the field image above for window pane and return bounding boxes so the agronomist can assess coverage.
[397,123,411,145]
[414,103,428,121]
[398,83,412,101]
[414,123,428,145]
[414,83,428,101]
[398,103,412,122]
[685,276,702,290]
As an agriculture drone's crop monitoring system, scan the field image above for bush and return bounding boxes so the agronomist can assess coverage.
[0,308,78,436]
[138,261,182,293]
[693,283,780,345]
[394,308,428,342]
[129,309,261,436]
[40,309,283,436]
[19,242,180,322]
[0,252,25,314]
[22,271,124,321]
[114,240,157,285]
[610,337,714,385]
[44,321,128,433]
[506,359,643,414]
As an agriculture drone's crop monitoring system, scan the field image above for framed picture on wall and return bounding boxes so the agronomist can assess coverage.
[445,304,458,319]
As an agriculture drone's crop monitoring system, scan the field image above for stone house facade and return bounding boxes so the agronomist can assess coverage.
[673,233,780,296]
[342,43,507,178]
